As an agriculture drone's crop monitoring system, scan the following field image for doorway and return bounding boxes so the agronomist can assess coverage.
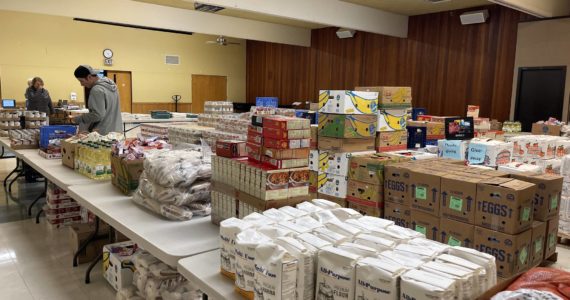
[191,75,227,113]
[107,71,133,113]
[515,66,566,132]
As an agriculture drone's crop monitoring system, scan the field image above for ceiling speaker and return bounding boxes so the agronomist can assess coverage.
[460,10,489,25]
[336,28,356,39]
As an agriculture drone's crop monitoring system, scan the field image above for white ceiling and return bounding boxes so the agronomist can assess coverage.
[342,0,492,16]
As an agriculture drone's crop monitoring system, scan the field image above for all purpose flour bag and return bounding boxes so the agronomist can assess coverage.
[254,242,298,300]
[337,242,378,258]
[294,215,325,231]
[353,234,396,252]
[279,206,309,219]
[355,256,407,300]
[357,216,394,229]
[408,237,450,255]
[316,246,361,300]
[235,229,272,298]
[312,199,342,210]
[312,227,351,245]
[421,261,476,300]
[400,269,457,300]
[296,202,324,214]
[329,208,362,221]
[275,237,316,300]
[219,218,252,278]
[324,219,362,238]
[436,253,486,297]
[258,225,296,239]
[448,246,497,288]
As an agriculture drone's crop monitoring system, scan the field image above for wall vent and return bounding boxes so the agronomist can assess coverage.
[425,0,451,3]
[194,3,225,13]
[165,55,180,65]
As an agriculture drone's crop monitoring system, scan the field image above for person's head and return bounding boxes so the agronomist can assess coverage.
[31,77,44,90]
[74,65,100,88]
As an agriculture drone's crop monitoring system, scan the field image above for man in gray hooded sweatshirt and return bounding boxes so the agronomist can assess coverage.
[72,65,123,134]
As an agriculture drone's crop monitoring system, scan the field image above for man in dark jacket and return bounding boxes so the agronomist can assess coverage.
[26,77,54,114]
[72,65,123,134]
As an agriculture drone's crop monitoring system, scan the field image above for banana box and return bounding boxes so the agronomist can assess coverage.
[356,86,412,108]
[318,90,378,115]
[318,113,377,139]
[376,131,408,152]
[317,171,348,198]
[318,150,375,176]
[378,108,409,132]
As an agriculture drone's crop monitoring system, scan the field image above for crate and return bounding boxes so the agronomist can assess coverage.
[39,125,77,149]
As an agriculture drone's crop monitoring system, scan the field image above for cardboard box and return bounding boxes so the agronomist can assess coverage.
[384,164,412,206]
[262,127,311,140]
[474,226,532,278]
[61,139,77,169]
[69,222,110,264]
[467,105,480,118]
[103,241,138,291]
[407,121,445,140]
[246,130,263,145]
[316,193,348,208]
[309,149,320,172]
[317,137,375,153]
[260,166,290,200]
[318,90,379,115]
[409,169,446,217]
[318,113,377,138]
[263,147,309,160]
[545,217,559,259]
[530,221,546,267]
[377,108,409,132]
[355,86,412,108]
[347,179,382,203]
[468,139,513,167]
[261,156,308,169]
[475,178,535,234]
[263,137,310,149]
[316,151,372,176]
[111,155,144,196]
[310,125,318,149]
[347,199,382,217]
[511,174,563,221]
[438,139,469,161]
[348,154,397,185]
[440,174,480,224]
[410,209,440,241]
[262,115,310,130]
[439,218,475,248]
[376,131,407,152]
[309,170,318,193]
[216,140,246,158]
[532,123,561,136]
[317,171,348,198]
[384,201,411,228]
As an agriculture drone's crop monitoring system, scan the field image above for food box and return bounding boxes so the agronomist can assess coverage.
[378,108,409,132]
[347,179,382,203]
[318,90,378,115]
[348,153,397,184]
[61,139,77,169]
[103,241,138,291]
[347,199,382,217]
[264,147,309,160]
[318,113,377,138]
[317,137,375,153]
[440,174,480,224]
[409,169,446,217]
[384,201,411,228]
[246,131,263,145]
[511,173,563,221]
[262,127,311,140]
[467,139,513,167]
[261,156,308,169]
[376,131,407,152]
[263,137,310,149]
[260,167,290,200]
[531,123,561,136]
[545,217,559,259]
[355,86,412,108]
[317,171,348,198]
[530,221,546,267]
[309,170,318,193]
[288,167,310,198]
[439,218,474,248]
[246,142,262,162]
[410,209,440,241]
[216,140,246,158]
[384,164,413,206]
[70,222,110,264]
[262,115,310,130]
[407,126,427,149]
[437,139,469,160]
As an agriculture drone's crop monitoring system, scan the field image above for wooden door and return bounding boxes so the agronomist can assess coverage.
[191,75,227,113]
[107,71,132,113]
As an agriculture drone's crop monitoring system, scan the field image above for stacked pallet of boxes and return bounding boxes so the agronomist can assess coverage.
[211,115,312,223]
[357,86,411,152]
[315,90,378,207]
[44,181,86,229]
[409,115,448,148]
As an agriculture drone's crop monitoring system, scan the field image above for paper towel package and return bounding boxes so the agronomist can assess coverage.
[219,218,252,278]
[400,269,457,300]
[355,256,407,300]
[498,162,542,175]
[436,253,486,296]
[234,229,272,295]
[316,246,361,300]
[538,158,562,175]
[275,237,316,300]
[421,261,476,300]
[254,243,298,300]
[447,246,497,288]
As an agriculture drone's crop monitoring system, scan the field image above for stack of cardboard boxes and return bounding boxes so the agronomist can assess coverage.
[315,90,378,207]
[409,115,447,147]
[44,181,83,229]
[356,86,411,152]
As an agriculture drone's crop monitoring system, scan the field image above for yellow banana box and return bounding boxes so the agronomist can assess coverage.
[318,90,378,115]
[309,170,318,193]
[309,150,375,176]
[318,113,377,139]
[356,86,412,108]
[317,171,348,198]
[378,108,410,132]
[376,131,408,152]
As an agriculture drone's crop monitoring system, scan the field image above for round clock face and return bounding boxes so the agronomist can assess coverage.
[103,49,113,59]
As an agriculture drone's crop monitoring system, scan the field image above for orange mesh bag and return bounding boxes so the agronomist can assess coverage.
[506,267,570,299]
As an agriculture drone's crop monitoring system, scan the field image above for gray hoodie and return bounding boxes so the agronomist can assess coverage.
[75,77,123,135]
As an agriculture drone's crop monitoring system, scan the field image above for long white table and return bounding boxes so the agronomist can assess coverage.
[21,151,96,188]
[122,118,196,134]
[67,182,220,266]
[177,250,241,300]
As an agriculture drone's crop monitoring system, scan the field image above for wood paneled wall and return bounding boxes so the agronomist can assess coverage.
[246,5,530,121]
[131,102,192,114]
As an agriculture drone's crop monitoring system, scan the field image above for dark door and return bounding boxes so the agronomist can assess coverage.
[515,66,566,132]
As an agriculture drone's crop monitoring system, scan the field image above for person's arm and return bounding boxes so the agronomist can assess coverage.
[74,88,106,124]
[25,88,32,109]
[45,90,54,114]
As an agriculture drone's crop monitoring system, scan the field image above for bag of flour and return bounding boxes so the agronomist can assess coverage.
[294,216,325,231]
[312,199,342,209]
[235,229,272,296]
[296,202,324,214]
[263,208,294,221]
[296,233,333,250]
[421,261,476,300]
[243,212,276,228]
[394,244,440,261]
[385,224,425,239]
[316,246,361,300]
[355,256,407,300]
[343,219,372,234]
[312,210,340,224]
[254,243,298,300]
[219,218,252,278]
[278,220,312,236]
[337,242,378,258]
[329,208,362,221]
[436,253,486,297]
[379,250,427,269]
[258,225,296,239]
[324,219,362,238]
[313,227,352,245]
[368,227,412,244]
[400,269,456,300]
[353,234,396,252]
[275,237,316,300]
[357,216,394,229]
[279,206,309,218]
[448,246,497,288]
[409,238,450,255]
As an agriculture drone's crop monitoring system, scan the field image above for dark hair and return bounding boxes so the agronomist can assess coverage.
[32,77,44,87]
[74,65,94,79]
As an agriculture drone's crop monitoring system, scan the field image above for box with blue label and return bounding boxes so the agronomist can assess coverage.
[467,138,513,167]
[318,90,378,115]
[378,108,409,132]
[256,97,278,107]
[438,139,470,160]
[475,177,535,234]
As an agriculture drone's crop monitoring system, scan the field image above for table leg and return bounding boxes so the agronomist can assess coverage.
[27,180,47,216]
[35,208,44,224]
[8,171,24,194]
[73,217,100,267]
[4,158,22,190]
[0,146,15,160]
[84,252,103,284]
